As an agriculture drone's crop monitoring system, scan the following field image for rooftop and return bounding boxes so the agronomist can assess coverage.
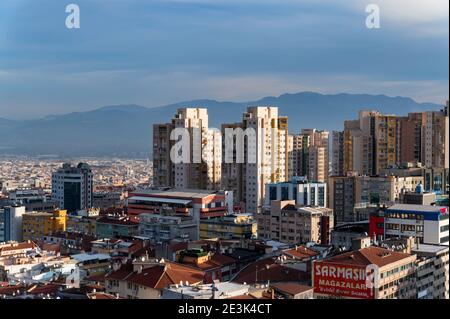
[105,261,206,289]
[70,253,112,263]
[165,282,249,298]
[283,246,319,260]
[411,244,449,255]
[320,246,414,268]
[232,257,309,284]
[387,204,448,213]
[271,282,313,296]
[131,188,222,199]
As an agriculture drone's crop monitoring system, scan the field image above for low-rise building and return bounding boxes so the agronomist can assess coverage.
[70,253,112,277]
[331,222,370,251]
[258,200,334,245]
[96,215,140,239]
[412,244,449,299]
[66,215,97,236]
[42,232,96,254]
[105,258,206,299]
[22,210,67,241]
[177,249,238,282]
[93,191,124,209]
[162,281,250,299]
[199,214,257,240]
[383,204,449,245]
[126,188,232,220]
[139,213,198,243]
[313,246,417,299]
[270,282,314,299]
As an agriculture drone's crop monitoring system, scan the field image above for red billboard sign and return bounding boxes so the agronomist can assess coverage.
[313,261,375,299]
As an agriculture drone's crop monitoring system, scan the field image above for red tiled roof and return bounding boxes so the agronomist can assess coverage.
[27,283,61,295]
[105,263,134,281]
[232,257,309,284]
[105,261,206,290]
[321,246,414,268]
[227,294,258,300]
[271,282,313,296]
[97,216,139,226]
[283,246,319,260]
[182,253,237,271]
[0,285,26,295]
[87,292,122,299]
[0,242,37,254]
[169,241,189,252]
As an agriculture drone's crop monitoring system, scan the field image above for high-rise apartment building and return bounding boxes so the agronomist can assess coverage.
[221,106,289,214]
[340,111,400,176]
[336,104,449,177]
[289,129,329,183]
[51,163,93,212]
[153,108,221,190]
[398,105,448,169]
[331,130,344,176]
[153,123,174,188]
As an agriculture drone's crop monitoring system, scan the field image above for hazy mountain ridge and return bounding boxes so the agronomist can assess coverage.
[0,92,443,156]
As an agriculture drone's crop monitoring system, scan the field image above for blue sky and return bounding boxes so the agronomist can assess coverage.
[0,0,448,119]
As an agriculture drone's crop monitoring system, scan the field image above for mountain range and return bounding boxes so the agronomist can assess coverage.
[0,92,443,157]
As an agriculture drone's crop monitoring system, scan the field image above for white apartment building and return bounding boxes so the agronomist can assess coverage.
[264,177,327,207]
[223,107,289,214]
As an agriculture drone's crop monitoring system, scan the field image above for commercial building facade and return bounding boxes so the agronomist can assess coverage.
[51,163,93,212]
[264,177,327,207]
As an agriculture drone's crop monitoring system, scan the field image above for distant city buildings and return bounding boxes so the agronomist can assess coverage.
[333,104,449,177]
[289,129,329,183]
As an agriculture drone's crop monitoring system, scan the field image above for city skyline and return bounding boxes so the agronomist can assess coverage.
[0,0,449,304]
